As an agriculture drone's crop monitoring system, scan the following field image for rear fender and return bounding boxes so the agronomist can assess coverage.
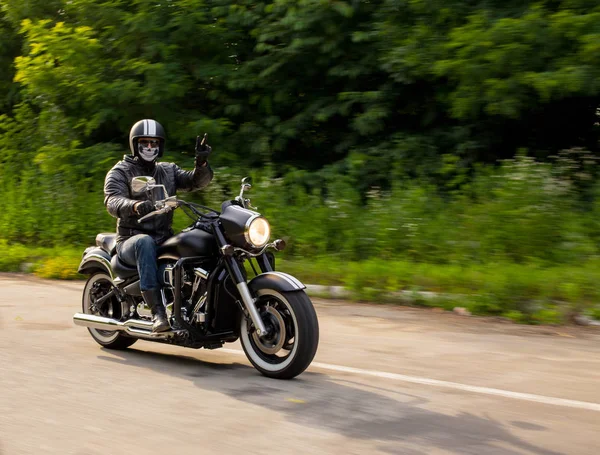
[248,272,305,294]
[78,247,114,280]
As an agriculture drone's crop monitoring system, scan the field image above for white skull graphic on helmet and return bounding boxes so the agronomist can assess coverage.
[138,138,160,162]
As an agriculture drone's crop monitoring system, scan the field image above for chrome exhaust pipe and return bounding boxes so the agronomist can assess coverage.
[73,313,181,339]
[74,313,153,331]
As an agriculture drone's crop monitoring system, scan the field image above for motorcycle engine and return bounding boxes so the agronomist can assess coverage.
[136,263,207,325]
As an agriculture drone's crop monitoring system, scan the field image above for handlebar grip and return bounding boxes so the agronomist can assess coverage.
[138,212,156,223]
[138,206,171,223]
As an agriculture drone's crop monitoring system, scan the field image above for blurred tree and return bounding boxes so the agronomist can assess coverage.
[1,0,600,246]
[6,0,600,179]
[0,10,19,114]
[219,0,384,170]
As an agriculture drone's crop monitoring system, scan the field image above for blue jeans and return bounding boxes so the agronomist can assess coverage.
[116,234,159,291]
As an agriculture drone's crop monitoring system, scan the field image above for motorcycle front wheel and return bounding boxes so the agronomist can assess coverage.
[240,289,319,379]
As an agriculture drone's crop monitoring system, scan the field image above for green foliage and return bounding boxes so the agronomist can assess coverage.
[34,254,82,280]
[587,307,600,321]
[1,239,597,324]
[1,0,597,181]
[0,240,34,271]
[224,155,596,268]
[0,240,81,278]
[530,307,564,325]
[1,0,600,326]
[503,310,528,324]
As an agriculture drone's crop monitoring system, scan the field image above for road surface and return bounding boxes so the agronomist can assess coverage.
[1,274,599,454]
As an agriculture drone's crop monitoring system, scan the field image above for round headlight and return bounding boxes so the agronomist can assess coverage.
[245,216,270,248]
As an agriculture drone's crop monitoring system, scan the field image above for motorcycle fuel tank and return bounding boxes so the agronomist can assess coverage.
[157,228,218,260]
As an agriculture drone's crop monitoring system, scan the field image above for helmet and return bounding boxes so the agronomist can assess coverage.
[129,119,166,161]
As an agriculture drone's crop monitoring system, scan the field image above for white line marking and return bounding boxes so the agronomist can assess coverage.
[219,348,600,412]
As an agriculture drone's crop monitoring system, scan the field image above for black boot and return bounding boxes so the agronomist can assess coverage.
[141,289,171,333]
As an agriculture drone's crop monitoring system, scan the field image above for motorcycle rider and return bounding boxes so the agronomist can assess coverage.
[104,119,213,332]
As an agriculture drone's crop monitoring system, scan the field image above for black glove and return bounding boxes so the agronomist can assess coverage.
[134,200,154,217]
[195,134,212,166]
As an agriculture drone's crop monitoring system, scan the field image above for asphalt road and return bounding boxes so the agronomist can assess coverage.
[1,273,599,455]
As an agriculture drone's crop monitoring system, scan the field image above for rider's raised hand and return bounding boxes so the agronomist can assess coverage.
[134,200,154,217]
[195,134,211,167]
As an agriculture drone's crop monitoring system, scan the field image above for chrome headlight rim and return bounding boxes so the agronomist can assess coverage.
[244,215,271,248]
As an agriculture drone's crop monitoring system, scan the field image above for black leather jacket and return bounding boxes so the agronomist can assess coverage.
[104,155,213,245]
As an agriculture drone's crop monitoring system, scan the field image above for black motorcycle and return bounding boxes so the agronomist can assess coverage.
[73,176,319,379]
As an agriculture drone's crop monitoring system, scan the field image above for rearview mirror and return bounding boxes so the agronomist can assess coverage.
[131,176,156,194]
[240,176,252,194]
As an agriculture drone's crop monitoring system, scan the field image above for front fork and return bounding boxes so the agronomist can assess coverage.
[212,225,270,337]
[255,253,274,273]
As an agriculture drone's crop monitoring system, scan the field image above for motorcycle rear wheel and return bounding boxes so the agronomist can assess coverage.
[82,272,137,350]
[240,289,319,379]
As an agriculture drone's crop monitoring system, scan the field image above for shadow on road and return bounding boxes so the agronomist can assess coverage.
[99,347,562,455]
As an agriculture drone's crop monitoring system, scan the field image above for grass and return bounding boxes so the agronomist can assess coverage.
[0,240,83,280]
[275,256,600,324]
[2,240,599,325]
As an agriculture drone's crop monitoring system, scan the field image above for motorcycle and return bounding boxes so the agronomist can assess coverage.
[73,176,319,379]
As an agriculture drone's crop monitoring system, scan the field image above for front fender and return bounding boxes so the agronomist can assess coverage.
[248,272,306,294]
[78,247,114,280]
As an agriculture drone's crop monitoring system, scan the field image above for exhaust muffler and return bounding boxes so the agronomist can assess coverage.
[73,313,180,340]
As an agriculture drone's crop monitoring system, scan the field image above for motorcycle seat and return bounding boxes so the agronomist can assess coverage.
[111,255,139,279]
[96,233,117,256]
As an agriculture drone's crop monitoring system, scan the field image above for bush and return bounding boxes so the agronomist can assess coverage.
[236,155,599,267]
[2,152,600,325]
[34,255,82,280]
[0,241,35,272]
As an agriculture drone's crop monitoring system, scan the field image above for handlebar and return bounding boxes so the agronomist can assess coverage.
[138,206,174,222]
[137,197,218,224]
[138,196,180,223]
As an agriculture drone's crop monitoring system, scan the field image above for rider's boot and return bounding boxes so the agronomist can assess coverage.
[141,289,171,333]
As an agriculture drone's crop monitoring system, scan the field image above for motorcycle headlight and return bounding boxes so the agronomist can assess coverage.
[245,216,270,248]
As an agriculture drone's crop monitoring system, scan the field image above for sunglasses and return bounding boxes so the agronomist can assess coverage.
[139,139,160,146]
